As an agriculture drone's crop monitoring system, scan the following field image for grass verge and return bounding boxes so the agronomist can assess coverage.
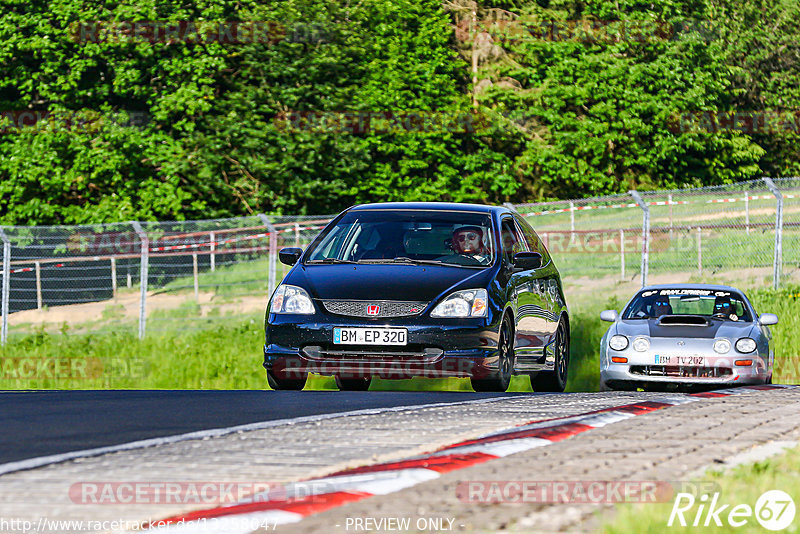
[1,285,797,391]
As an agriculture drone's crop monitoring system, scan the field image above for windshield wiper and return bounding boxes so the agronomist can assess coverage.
[306,258,358,264]
[390,257,447,265]
[357,257,445,266]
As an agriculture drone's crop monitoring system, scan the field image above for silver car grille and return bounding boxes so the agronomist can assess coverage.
[630,365,733,378]
[321,300,427,318]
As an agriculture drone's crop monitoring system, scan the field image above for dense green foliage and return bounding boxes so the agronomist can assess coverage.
[0,0,798,224]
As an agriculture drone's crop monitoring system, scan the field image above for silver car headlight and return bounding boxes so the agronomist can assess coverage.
[431,289,488,318]
[735,337,757,353]
[609,335,629,351]
[270,285,315,314]
[713,339,732,354]
[632,336,650,352]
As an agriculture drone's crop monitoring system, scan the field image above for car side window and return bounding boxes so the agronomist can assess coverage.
[501,219,526,264]
[514,214,550,264]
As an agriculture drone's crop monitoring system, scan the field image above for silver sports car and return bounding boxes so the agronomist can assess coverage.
[599,284,778,391]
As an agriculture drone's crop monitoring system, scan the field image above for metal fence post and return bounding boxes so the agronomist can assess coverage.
[258,214,278,296]
[131,222,148,339]
[630,191,650,287]
[764,178,783,289]
[696,227,702,274]
[668,193,673,237]
[0,227,10,346]
[619,228,625,280]
[744,191,750,234]
[209,232,216,272]
[192,253,199,301]
[569,201,575,242]
[35,261,42,309]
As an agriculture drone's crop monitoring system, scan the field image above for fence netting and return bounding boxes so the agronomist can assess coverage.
[0,178,796,343]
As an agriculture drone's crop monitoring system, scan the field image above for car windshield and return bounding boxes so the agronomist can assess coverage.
[305,210,495,267]
[622,288,752,322]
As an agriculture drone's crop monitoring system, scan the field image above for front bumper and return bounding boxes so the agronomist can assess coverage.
[600,353,769,387]
[264,314,501,379]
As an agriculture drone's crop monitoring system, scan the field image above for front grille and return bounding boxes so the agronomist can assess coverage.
[630,365,732,378]
[321,300,428,318]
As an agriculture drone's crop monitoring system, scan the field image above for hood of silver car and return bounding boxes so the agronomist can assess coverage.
[617,318,754,339]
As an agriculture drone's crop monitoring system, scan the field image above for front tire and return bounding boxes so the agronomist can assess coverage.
[335,376,372,391]
[267,370,307,391]
[471,315,514,392]
[532,318,569,392]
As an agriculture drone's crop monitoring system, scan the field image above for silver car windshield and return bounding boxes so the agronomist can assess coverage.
[623,289,752,322]
[305,210,495,268]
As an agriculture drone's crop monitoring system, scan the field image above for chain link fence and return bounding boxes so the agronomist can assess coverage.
[513,177,799,289]
[1,179,797,344]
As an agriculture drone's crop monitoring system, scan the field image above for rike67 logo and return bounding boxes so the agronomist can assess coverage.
[669,490,795,531]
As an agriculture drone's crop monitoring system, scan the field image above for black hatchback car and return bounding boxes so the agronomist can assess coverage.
[263,202,569,392]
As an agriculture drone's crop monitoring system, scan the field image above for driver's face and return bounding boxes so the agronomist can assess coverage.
[454,230,481,254]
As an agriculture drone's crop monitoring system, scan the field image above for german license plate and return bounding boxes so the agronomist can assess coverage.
[654,354,706,366]
[333,327,408,346]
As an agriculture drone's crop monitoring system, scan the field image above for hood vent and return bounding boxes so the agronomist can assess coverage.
[657,315,710,326]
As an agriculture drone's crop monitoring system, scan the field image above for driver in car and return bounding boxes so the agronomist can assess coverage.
[447,226,491,265]
[652,295,673,317]
[713,296,739,321]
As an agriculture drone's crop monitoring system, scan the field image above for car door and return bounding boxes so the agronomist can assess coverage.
[514,214,562,368]
[500,217,545,370]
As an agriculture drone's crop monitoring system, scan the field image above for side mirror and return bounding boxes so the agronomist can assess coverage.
[600,310,619,322]
[512,252,542,270]
[279,247,303,266]
[759,313,778,326]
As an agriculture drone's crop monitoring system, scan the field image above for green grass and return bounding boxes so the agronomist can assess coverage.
[3,251,798,391]
[601,444,800,533]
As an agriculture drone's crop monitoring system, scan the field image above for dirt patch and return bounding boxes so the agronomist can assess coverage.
[7,291,266,329]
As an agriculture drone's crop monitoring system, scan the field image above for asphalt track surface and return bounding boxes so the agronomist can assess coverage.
[0,390,528,465]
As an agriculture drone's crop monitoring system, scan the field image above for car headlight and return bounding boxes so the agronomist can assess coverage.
[632,337,650,352]
[609,335,629,351]
[735,337,757,353]
[713,339,732,354]
[431,289,488,318]
[270,285,315,314]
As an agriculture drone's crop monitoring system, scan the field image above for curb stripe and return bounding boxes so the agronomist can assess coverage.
[329,452,496,476]
[145,385,792,533]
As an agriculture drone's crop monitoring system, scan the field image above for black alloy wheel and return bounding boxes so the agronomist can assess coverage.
[267,370,307,391]
[471,315,514,392]
[532,318,569,392]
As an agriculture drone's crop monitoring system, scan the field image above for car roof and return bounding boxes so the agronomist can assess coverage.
[348,202,507,214]
[638,283,744,293]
